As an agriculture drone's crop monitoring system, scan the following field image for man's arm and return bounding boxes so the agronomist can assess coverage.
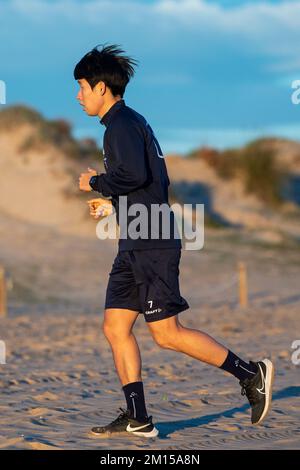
[89,120,148,197]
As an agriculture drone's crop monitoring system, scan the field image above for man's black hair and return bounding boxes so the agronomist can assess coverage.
[73,43,138,98]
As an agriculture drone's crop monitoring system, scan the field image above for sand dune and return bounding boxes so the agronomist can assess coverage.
[0,108,299,449]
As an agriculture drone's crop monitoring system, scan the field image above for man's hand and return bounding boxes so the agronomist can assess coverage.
[79,167,97,192]
[87,198,113,219]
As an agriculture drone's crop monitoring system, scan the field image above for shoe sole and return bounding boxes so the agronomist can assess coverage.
[126,426,159,438]
[90,429,128,438]
[90,428,159,438]
[254,358,275,425]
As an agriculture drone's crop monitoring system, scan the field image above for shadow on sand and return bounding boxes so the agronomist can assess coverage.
[155,386,300,439]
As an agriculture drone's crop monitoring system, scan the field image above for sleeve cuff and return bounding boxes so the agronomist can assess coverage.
[89,175,100,191]
[89,174,113,198]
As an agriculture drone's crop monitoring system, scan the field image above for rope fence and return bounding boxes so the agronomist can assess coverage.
[184,262,249,307]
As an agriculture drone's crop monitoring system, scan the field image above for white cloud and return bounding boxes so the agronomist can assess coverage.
[2,0,300,72]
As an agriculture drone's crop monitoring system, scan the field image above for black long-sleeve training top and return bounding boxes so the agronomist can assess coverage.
[89,99,181,251]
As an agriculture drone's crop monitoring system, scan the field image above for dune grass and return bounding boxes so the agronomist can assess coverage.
[0,104,102,163]
[187,139,286,206]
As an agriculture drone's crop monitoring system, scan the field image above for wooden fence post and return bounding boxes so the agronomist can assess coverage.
[238,261,248,308]
[0,266,7,317]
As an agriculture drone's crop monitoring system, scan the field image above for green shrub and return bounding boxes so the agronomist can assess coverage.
[0,104,103,164]
[241,142,284,205]
[0,105,44,128]
[186,138,285,206]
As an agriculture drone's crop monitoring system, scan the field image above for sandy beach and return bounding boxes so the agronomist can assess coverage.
[1,0,300,453]
[0,211,299,450]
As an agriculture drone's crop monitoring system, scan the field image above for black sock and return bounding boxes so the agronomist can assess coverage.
[219,350,258,382]
[122,381,148,421]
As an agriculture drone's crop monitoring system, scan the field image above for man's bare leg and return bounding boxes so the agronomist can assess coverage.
[147,314,228,366]
[97,308,152,428]
[102,308,141,386]
[146,314,274,426]
[91,308,157,435]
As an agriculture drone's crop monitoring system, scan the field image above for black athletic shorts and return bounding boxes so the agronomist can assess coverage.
[104,248,190,322]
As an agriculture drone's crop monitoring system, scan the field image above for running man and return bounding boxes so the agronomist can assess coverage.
[75,44,274,438]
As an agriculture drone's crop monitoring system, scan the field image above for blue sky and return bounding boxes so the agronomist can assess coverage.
[1,0,300,154]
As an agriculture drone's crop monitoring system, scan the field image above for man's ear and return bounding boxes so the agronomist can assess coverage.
[95,81,105,95]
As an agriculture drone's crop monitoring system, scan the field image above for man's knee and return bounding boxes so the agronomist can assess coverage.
[149,325,181,350]
[102,320,123,342]
[102,311,133,343]
[101,319,110,338]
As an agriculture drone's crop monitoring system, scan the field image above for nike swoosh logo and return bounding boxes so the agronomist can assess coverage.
[256,363,266,394]
[126,423,149,432]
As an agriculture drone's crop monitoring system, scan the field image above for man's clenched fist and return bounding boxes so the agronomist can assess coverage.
[87,198,113,219]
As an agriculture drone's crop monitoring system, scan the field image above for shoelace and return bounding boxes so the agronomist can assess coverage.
[240,381,258,405]
[111,407,130,425]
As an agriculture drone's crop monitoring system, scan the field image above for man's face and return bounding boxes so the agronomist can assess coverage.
[76,78,103,116]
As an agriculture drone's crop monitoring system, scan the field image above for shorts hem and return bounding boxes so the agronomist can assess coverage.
[104,304,142,313]
[144,303,190,323]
